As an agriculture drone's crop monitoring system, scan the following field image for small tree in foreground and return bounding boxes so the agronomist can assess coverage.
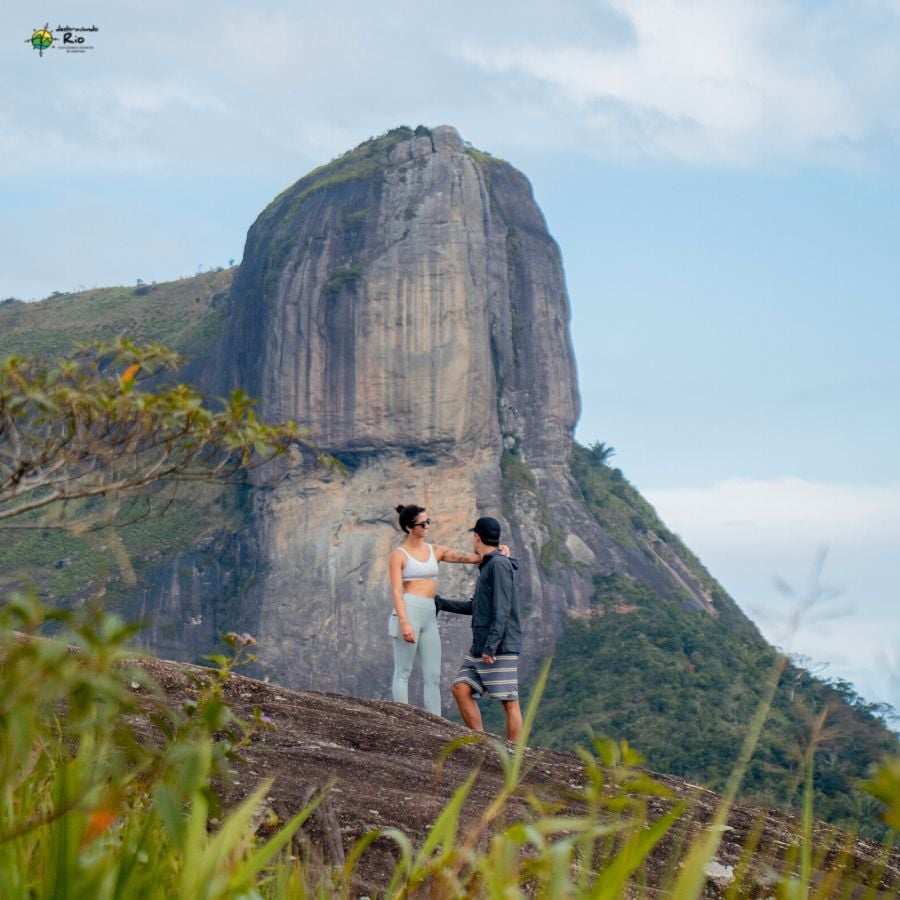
[0,339,332,529]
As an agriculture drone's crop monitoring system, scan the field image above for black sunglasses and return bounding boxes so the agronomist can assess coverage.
[412,518,432,528]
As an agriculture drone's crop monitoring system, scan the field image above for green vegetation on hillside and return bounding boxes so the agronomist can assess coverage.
[0,275,241,613]
[0,269,232,360]
[534,573,896,834]
[321,264,363,297]
[465,145,499,165]
[511,445,899,838]
[500,448,571,577]
[0,485,239,606]
[570,442,713,577]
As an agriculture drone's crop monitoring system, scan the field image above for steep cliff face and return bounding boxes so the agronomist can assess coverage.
[223,125,578,459]
[208,125,724,701]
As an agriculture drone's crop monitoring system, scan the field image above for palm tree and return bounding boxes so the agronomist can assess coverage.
[588,441,616,465]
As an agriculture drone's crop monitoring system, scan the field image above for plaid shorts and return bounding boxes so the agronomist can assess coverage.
[453,653,519,701]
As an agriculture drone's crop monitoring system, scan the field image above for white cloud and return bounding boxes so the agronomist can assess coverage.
[58,79,233,151]
[646,478,900,709]
[4,0,900,174]
[457,0,895,165]
[648,478,900,543]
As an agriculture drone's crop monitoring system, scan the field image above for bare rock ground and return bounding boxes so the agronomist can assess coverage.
[141,655,899,897]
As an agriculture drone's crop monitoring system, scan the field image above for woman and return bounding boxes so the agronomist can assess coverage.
[389,504,504,716]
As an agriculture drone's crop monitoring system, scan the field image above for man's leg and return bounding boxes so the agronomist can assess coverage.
[451,681,483,731]
[502,699,522,741]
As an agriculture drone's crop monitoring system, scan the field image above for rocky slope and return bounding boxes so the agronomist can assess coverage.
[139,653,900,897]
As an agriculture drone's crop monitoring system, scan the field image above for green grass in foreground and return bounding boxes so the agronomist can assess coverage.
[1,593,897,898]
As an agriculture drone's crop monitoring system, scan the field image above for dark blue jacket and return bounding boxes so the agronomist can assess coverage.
[436,552,521,656]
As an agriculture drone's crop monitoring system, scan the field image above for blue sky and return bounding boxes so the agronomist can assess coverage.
[3,1,899,713]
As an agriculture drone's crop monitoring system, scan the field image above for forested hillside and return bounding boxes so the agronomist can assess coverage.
[490,446,899,838]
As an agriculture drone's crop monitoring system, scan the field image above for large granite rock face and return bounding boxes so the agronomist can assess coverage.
[223,125,578,459]
[191,125,718,704]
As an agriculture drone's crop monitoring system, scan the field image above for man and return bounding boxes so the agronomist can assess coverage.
[436,516,523,741]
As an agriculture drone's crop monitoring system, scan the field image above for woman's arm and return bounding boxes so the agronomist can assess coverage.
[435,546,479,564]
[388,550,416,643]
[434,545,511,563]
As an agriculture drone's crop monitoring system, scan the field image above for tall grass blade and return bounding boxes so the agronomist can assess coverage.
[381,827,415,897]
[589,802,685,899]
[508,657,551,789]
[413,767,480,870]
[185,779,271,898]
[337,828,384,899]
[236,788,325,885]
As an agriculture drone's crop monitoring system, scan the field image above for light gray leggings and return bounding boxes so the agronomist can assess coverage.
[391,593,442,715]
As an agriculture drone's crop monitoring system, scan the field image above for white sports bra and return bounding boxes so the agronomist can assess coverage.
[399,544,439,580]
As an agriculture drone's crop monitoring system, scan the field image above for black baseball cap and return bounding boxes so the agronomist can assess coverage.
[468,516,501,543]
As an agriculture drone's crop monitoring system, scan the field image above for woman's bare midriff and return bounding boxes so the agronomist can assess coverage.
[403,578,437,598]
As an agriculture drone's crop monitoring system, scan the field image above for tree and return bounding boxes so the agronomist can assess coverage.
[0,339,330,529]
[588,441,616,465]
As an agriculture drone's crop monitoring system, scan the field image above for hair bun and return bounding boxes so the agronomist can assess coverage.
[395,504,406,514]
